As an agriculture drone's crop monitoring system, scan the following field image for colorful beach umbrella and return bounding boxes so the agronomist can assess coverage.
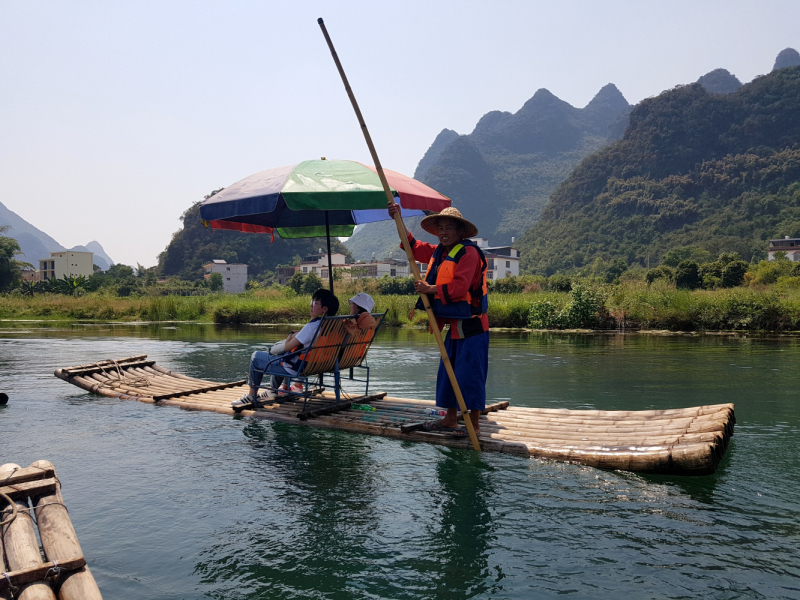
[198,159,451,290]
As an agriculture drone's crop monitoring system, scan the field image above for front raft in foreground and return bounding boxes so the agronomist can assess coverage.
[54,356,734,476]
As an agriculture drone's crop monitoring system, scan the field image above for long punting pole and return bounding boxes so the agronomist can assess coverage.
[324,210,334,291]
[317,18,480,451]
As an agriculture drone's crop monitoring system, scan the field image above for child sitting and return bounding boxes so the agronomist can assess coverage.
[233,288,339,408]
[344,292,376,337]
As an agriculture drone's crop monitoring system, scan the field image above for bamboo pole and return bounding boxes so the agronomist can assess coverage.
[0,528,9,600]
[317,17,481,451]
[30,461,103,600]
[0,464,57,600]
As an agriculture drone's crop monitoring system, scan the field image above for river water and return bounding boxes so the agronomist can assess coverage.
[1,323,799,599]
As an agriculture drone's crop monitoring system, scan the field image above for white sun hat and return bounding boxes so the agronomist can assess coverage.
[348,292,375,313]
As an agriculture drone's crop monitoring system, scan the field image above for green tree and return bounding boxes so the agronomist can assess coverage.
[661,246,712,267]
[604,258,628,283]
[302,272,323,294]
[288,271,306,294]
[646,265,675,285]
[675,260,701,290]
[772,251,790,262]
[106,264,135,279]
[699,260,723,289]
[721,260,749,287]
[208,272,224,291]
[0,226,23,292]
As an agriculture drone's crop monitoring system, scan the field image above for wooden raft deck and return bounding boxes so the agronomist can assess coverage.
[54,356,735,476]
[1,461,103,600]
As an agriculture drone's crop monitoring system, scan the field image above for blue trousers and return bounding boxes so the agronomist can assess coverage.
[249,351,294,390]
[435,331,489,411]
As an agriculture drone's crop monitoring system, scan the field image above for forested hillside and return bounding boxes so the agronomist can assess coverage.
[344,84,631,260]
[158,200,350,280]
[518,65,800,274]
[423,84,631,241]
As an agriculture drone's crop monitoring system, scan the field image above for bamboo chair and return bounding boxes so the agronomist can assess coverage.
[258,312,386,413]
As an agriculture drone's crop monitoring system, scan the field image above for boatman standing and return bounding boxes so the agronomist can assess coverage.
[388,203,489,437]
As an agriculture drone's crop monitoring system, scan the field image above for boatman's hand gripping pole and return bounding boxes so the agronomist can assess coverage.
[318,18,481,452]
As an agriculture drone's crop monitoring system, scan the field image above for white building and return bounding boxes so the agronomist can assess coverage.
[470,238,521,280]
[348,258,410,279]
[203,259,248,293]
[297,252,348,283]
[38,251,94,281]
[768,237,800,262]
[299,252,347,277]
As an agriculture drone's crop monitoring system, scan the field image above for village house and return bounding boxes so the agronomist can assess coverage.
[275,266,298,286]
[277,253,417,285]
[276,243,521,286]
[19,266,37,282]
[768,236,800,262]
[203,259,248,293]
[38,250,94,281]
[470,238,521,280]
[298,252,347,281]
[349,257,411,280]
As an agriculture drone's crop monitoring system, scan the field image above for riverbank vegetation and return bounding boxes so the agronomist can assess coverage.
[3,259,800,331]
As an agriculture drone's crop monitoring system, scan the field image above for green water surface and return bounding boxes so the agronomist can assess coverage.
[1,323,799,599]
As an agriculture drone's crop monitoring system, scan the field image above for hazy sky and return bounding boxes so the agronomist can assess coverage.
[2,1,799,267]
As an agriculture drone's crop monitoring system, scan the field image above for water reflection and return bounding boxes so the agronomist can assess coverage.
[643,450,731,505]
[425,449,497,599]
[194,422,384,599]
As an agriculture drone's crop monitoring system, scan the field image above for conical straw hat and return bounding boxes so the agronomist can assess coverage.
[420,207,478,238]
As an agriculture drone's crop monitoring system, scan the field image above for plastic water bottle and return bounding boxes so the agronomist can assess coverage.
[351,403,376,411]
[428,409,447,416]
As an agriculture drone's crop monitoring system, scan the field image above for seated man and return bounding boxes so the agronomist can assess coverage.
[232,288,339,408]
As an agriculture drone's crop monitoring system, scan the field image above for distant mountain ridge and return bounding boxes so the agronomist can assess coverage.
[422,83,631,240]
[696,68,742,94]
[345,83,631,261]
[773,48,800,71]
[516,63,800,274]
[0,200,114,270]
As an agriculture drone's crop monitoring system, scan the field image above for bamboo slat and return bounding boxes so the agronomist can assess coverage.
[0,466,56,487]
[0,479,57,501]
[53,356,735,475]
[0,557,85,593]
[0,464,57,600]
[0,530,8,600]
[30,461,102,600]
[0,462,102,599]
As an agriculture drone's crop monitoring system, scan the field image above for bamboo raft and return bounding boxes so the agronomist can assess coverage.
[54,356,735,476]
[0,461,103,600]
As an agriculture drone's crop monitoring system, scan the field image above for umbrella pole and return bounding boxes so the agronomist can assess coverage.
[317,18,481,452]
[325,210,334,292]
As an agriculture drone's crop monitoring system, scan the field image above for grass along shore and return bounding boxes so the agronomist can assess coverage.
[3,283,800,331]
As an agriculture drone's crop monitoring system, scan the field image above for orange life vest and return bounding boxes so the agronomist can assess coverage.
[415,240,488,319]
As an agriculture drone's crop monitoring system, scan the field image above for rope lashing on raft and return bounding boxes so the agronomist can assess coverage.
[93,358,151,389]
[44,560,65,579]
[2,571,18,595]
[0,466,67,532]
[0,466,20,529]
[0,491,18,528]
